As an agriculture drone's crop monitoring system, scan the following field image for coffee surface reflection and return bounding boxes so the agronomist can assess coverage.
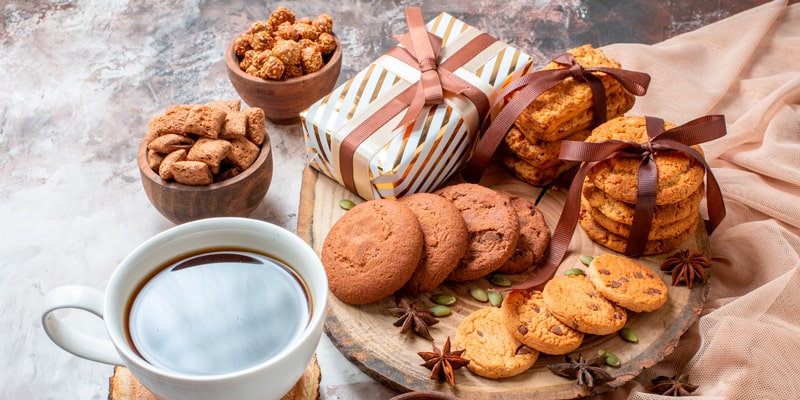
[127,250,311,375]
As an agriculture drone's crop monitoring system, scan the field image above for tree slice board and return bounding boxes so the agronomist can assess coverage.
[107,355,321,400]
[297,164,710,400]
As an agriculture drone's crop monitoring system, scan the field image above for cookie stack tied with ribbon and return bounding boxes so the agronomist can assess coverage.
[512,115,728,290]
[464,45,651,186]
[578,117,708,255]
[502,45,638,186]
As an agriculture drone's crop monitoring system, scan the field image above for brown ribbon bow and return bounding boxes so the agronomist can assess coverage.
[338,7,495,194]
[462,53,651,183]
[512,115,728,290]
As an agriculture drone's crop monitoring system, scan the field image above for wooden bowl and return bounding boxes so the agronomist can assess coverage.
[225,34,342,125]
[137,137,273,224]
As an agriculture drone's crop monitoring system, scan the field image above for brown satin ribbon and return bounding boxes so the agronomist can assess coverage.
[462,53,651,183]
[511,115,728,290]
[338,7,495,194]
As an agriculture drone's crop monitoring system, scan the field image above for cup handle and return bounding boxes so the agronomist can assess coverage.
[41,285,124,366]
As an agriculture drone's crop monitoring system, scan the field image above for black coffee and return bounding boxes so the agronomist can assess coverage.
[126,249,311,375]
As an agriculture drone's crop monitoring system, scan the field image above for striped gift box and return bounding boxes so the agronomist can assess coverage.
[301,12,533,200]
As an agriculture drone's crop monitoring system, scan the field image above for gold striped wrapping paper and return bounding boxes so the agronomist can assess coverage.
[300,12,533,200]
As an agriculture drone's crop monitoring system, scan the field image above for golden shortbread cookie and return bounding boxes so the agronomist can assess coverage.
[455,307,538,379]
[586,116,706,205]
[500,289,583,355]
[542,274,627,335]
[586,254,668,312]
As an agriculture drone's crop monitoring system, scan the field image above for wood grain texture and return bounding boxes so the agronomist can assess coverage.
[108,355,321,400]
[297,163,711,400]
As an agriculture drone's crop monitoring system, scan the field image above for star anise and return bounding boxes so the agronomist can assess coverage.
[417,336,470,386]
[645,373,699,396]
[388,296,439,341]
[660,249,711,289]
[547,353,613,388]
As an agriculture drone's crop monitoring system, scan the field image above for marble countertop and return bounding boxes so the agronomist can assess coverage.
[0,1,779,399]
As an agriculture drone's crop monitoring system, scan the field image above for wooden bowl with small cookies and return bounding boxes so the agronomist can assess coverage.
[138,102,273,224]
[225,25,342,125]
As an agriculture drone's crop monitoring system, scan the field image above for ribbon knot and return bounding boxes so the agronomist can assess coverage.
[462,52,652,183]
[640,140,656,158]
[335,7,497,196]
[510,115,728,291]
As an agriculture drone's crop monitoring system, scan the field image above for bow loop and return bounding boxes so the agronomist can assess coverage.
[393,7,446,129]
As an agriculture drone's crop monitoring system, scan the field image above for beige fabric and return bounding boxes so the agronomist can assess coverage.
[593,1,800,398]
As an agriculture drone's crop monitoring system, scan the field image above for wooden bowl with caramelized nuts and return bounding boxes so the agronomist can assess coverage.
[225,33,342,125]
[137,111,273,224]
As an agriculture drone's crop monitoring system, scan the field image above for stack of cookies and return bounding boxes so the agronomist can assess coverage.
[321,183,551,305]
[578,117,706,255]
[501,44,637,186]
[454,254,667,380]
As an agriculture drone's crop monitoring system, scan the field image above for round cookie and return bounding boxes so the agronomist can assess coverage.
[586,116,706,205]
[583,177,704,226]
[500,289,583,355]
[587,254,668,312]
[578,196,697,256]
[496,192,551,274]
[434,183,520,282]
[542,274,627,335]
[454,307,538,379]
[397,193,469,294]
[589,205,699,241]
[321,199,423,305]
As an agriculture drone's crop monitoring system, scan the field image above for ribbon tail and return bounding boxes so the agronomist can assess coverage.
[592,67,651,96]
[462,71,568,183]
[508,161,597,291]
[626,158,658,256]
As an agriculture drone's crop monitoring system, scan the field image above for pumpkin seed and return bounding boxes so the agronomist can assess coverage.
[599,349,621,367]
[338,199,355,210]
[564,268,585,276]
[489,273,512,287]
[429,305,451,317]
[488,291,503,307]
[620,327,639,343]
[580,255,594,266]
[431,293,456,306]
[469,287,489,302]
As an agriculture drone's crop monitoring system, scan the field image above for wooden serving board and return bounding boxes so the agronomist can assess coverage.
[297,163,710,400]
[108,355,321,400]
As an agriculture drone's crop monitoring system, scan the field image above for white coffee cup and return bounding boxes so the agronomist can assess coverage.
[42,217,328,400]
